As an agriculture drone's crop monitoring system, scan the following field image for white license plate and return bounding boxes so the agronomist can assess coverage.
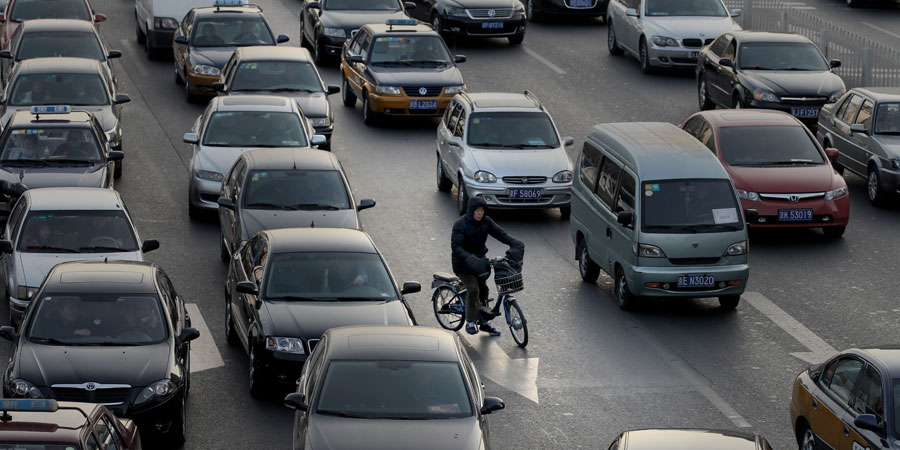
[409,100,437,109]
[677,274,715,288]
[791,107,819,118]
[507,188,542,199]
[778,209,813,221]
[482,22,504,29]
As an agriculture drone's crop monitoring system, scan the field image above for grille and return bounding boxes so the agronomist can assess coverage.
[759,193,825,202]
[565,0,597,7]
[682,38,703,48]
[668,257,721,265]
[402,86,443,97]
[466,8,514,19]
[502,176,547,184]
[52,387,131,404]
[307,338,320,353]
[780,97,827,104]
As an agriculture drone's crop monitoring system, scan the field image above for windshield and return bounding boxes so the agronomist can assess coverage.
[27,294,167,345]
[265,252,398,300]
[1,128,103,163]
[203,111,308,147]
[738,42,829,71]
[16,210,138,253]
[0,444,79,449]
[230,61,323,92]
[874,103,900,135]
[467,112,560,148]
[192,17,274,47]
[324,0,401,10]
[17,31,105,61]
[642,179,742,232]
[646,0,727,16]
[9,0,91,21]
[718,126,825,166]
[317,361,473,419]
[244,170,350,210]
[369,36,451,65]
[9,73,109,106]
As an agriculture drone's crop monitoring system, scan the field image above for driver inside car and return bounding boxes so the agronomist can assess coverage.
[118,297,163,340]
[321,262,368,293]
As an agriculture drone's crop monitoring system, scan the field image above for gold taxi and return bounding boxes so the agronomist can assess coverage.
[339,19,465,125]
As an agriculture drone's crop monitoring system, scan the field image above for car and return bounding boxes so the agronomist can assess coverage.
[0,187,159,324]
[524,0,609,22]
[214,46,340,149]
[224,228,420,395]
[0,19,122,86]
[607,0,741,73]
[605,428,775,450]
[412,0,527,45]
[436,91,575,216]
[283,325,505,450]
[0,0,106,52]
[0,58,131,177]
[183,95,326,217]
[0,260,200,447]
[0,399,142,449]
[172,0,290,102]
[300,0,416,64]
[696,31,846,129]
[217,148,375,261]
[135,0,209,59]
[682,109,849,238]
[340,20,466,125]
[790,348,900,450]
[816,87,900,206]
[0,105,123,191]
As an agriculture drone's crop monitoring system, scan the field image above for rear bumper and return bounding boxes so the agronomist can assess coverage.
[442,16,526,37]
[627,264,749,297]
[369,93,452,117]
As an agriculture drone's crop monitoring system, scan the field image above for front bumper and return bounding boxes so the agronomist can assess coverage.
[312,124,334,143]
[465,180,572,209]
[533,0,609,16]
[149,28,176,50]
[877,164,900,195]
[319,35,348,58]
[649,45,703,68]
[189,175,223,210]
[369,92,453,117]
[442,15,526,37]
[628,264,749,297]
[186,73,220,96]
[259,349,307,385]
[112,392,184,437]
[741,196,849,229]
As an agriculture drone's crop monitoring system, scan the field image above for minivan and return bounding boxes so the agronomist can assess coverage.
[570,122,750,311]
[134,0,209,59]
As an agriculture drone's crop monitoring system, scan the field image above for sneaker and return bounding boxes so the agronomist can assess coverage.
[465,322,478,335]
[479,322,501,336]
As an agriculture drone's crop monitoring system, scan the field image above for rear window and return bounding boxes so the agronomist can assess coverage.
[641,179,742,232]
[244,170,350,210]
[203,111,308,147]
[718,126,824,166]
[17,31,105,61]
[10,0,91,21]
[9,73,109,106]
[230,61,323,92]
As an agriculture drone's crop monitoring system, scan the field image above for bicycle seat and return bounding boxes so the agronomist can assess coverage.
[432,272,459,283]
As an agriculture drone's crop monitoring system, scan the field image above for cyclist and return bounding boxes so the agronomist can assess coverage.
[451,197,523,336]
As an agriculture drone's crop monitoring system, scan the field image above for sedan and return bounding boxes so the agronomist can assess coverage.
[413,0,527,45]
[300,0,416,64]
[606,429,775,450]
[0,0,106,52]
[283,325,505,450]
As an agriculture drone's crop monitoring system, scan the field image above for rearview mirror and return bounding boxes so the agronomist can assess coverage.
[141,239,160,253]
[311,135,327,147]
[349,55,364,64]
[113,93,131,105]
[745,209,759,224]
[730,8,742,17]
[211,82,225,92]
[0,240,12,254]
[718,57,733,68]
[481,397,505,415]
[625,7,639,17]
[357,198,376,211]
[0,50,11,60]
[854,414,882,433]
[94,13,107,22]
[850,123,867,134]
[327,85,340,95]
[616,211,633,227]
[307,1,320,8]
[236,281,258,296]
[404,1,416,9]
[454,55,466,63]
[276,34,290,44]
[107,50,122,59]
[563,136,574,146]
[183,133,200,144]
[107,150,124,162]
[217,197,235,210]
[824,147,839,162]
[0,326,16,342]
[177,327,200,345]
[284,393,308,411]
[174,35,189,45]
[400,281,421,295]
[830,59,841,68]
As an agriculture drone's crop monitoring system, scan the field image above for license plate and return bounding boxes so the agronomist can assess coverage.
[778,209,813,221]
[570,0,592,6]
[482,22,504,29]
[690,51,699,58]
[791,107,820,118]
[507,188,542,199]
[677,274,715,288]
[409,100,437,110]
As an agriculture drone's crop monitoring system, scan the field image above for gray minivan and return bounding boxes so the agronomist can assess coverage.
[570,122,749,310]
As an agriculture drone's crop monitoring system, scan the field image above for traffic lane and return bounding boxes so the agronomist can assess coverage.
[785,0,900,46]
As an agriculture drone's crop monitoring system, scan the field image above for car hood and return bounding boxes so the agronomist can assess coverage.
[261,300,410,339]
[643,16,740,38]
[307,416,483,450]
[191,47,238,69]
[369,66,463,86]
[15,342,170,387]
[194,146,309,175]
[321,10,410,30]
[725,164,839,192]
[240,208,359,238]
[18,251,143,287]
[228,91,330,118]
[872,135,900,157]
[469,148,570,177]
[0,165,107,189]
[739,70,845,97]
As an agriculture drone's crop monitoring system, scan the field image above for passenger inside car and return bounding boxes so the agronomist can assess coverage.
[39,297,93,338]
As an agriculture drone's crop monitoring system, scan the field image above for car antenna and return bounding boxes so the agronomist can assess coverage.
[310,220,315,228]
[18,170,24,183]
[104,257,108,264]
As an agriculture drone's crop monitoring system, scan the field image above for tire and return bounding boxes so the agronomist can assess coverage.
[144,34,162,60]
[220,233,230,263]
[341,76,357,107]
[614,267,636,311]
[457,180,469,215]
[508,33,525,45]
[798,423,815,450]
[436,155,453,192]
[162,394,186,448]
[185,75,197,103]
[135,16,146,45]
[249,345,266,397]
[718,295,740,310]
[607,21,623,55]
[174,60,183,85]
[577,238,601,283]
[432,285,465,331]
[506,300,528,348]
[188,195,201,220]
[559,205,571,220]
[432,14,443,37]
[526,0,542,22]
[732,93,743,109]
[362,91,378,126]
[867,167,887,206]
[225,295,238,346]
[114,158,123,179]
[639,38,653,74]
[698,76,714,110]
[823,226,846,239]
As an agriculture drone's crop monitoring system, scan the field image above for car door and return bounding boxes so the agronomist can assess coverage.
[848,98,875,170]
[342,30,368,98]
[610,168,637,287]
[231,236,260,350]
[243,237,268,344]
[810,356,865,450]
[832,94,865,174]
[438,101,460,173]
[592,152,625,273]
[158,271,188,376]
[842,363,886,450]
[620,0,642,55]
[450,105,468,177]
[174,11,194,79]
[221,158,246,253]
[1,24,20,83]
[295,336,326,450]
[715,39,738,106]
[701,35,731,106]
[574,142,603,267]
[1,197,26,294]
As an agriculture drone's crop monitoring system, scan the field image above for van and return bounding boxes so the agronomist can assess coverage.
[134,0,209,59]
[570,122,750,311]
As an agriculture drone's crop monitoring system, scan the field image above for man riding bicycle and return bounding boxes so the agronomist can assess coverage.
[451,197,523,336]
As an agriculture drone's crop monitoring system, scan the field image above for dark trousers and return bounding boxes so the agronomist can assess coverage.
[457,273,489,323]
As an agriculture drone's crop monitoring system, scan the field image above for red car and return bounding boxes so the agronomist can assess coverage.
[0,0,106,50]
[682,109,850,238]
[0,398,142,449]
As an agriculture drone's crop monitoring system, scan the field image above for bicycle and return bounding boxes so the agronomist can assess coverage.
[431,257,529,347]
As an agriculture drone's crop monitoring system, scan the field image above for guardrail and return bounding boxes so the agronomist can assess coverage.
[723,0,900,87]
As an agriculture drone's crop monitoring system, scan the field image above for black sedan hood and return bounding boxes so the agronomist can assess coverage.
[14,342,170,387]
[739,70,845,97]
[321,10,410,30]
[308,415,483,450]
[0,165,107,188]
[369,65,463,86]
[241,208,359,239]
[261,300,411,339]
[191,47,238,69]
[229,91,331,118]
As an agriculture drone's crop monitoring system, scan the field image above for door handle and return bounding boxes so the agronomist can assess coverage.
[842,426,850,436]
[811,399,818,410]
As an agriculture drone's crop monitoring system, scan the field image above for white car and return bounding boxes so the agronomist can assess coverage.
[607,0,741,73]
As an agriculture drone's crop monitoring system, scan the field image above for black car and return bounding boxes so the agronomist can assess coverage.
[300,0,416,64]
[224,228,419,396]
[523,0,608,22]
[283,325,506,450]
[697,31,845,128]
[0,260,200,447]
[413,0,527,45]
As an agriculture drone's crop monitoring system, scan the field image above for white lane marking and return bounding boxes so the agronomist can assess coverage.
[743,292,836,364]
[523,46,567,75]
[186,303,225,373]
[861,22,900,41]
[460,333,540,404]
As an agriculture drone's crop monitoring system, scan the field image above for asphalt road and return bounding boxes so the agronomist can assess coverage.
[1,0,899,449]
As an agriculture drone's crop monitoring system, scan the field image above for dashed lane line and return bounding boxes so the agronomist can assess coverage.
[186,303,225,373]
[742,292,837,364]
[523,46,567,75]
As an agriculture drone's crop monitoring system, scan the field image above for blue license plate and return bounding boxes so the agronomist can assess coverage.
[791,107,819,118]
[778,209,813,221]
[482,22,504,29]
[677,274,715,288]
[409,100,437,109]
[507,188,542,199]
[570,0,592,6]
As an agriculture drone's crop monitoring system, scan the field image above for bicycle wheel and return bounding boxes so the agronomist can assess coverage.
[505,299,528,347]
[432,286,465,331]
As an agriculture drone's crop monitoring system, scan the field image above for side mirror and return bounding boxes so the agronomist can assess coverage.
[400,281,421,295]
[177,327,200,345]
[745,209,759,224]
[0,240,12,254]
[174,35,189,45]
[310,135,327,147]
[349,55,364,64]
[107,150,124,162]
[854,414,882,433]
[94,13,107,22]
[481,397,505,415]
[0,50,11,60]
[356,198,376,211]
[236,281,258,296]
[616,211,633,227]
[454,55,466,63]
[107,50,122,59]
[625,7,639,17]
[308,1,320,8]
[824,147,839,162]
[183,133,200,144]
[404,1,416,9]
[217,197,236,210]
[327,85,340,95]
[0,13,6,23]
[284,393,308,411]
[830,59,841,68]
[0,325,16,342]
[730,8,741,17]
[849,123,867,134]
[113,93,131,105]
[718,57,733,68]
[563,136,574,146]
[211,82,226,92]
[276,34,290,44]
[141,239,160,253]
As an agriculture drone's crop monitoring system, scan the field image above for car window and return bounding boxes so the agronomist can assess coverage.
[7,197,27,242]
[192,17,275,47]
[157,272,181,332]
[359,34,371,59]
[722,41,736,60]
[244,170,351,210]
[240,236,257,275]
[446,104,462,134]
[708,35,730,56]
[17,210,139,253]
[641,179,742,231]
[94,414,125,450]
[874,103,900,135]
[467,112,560,148]
[834,95,855,123]
[230,61,324,93]
[9,0,90,21]
[182,10,193,32]
[324,0,402,10]
[595,156,623,210]
[16,31,105,61]
[579,143,602,190]
[718,126,825,166]
[368,36,451,65]
[852,365,884,421]
[202,111,308,147]
[854,100,874,130]
[10,73,110,106]
[698,122,716,153]
[28,293,168,345]
[614,171,636,217]
[453,108,467,138]
[838,95,863,124]
[824,358,864,405]
[645,0,727,17]
[682,117,704,137]
[265,252,398,300]
[1,127,103,162]
[349,31,365,54]
[84,432,102,450]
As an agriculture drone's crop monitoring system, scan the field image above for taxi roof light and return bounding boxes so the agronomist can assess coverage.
[30,105,70,115]
[214,0,247,5]
[386,19,417,30]
[1,399,59,421]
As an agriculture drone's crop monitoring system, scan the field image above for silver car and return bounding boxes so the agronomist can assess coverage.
[0,188,158,324]
[436,91,574,217]
[607,0,741,73]
[184,95,326,218]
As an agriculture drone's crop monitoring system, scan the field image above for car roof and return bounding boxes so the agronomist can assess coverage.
[621,429,759,450]
[856,348,900,375]
[45,261,158,294]
[587,122,729,181]
[362,22,437,36]
[24,188,123,211]
[8,110,94,128]
[323,325,462,362]
[730,31,812,44]
[194,4,263,17]
[243,148,340,171]
[263,228,376,253]
[701,109,802,128]
[234,46,312,62]
[463,92,542,111]
[852,87,900,101]
[17,57,104,75]
[211,95,295,112]
[20,18,96,33]
[0,402,98,442]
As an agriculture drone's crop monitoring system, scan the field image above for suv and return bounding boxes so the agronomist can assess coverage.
[436,91,574,217]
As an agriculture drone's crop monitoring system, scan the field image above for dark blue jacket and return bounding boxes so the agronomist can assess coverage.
[451,198,522,277]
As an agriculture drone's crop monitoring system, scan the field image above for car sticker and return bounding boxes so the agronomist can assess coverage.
[644,191,653,197]
[427,404,460,414]
[527,140,545,146]
[712,208,738,224]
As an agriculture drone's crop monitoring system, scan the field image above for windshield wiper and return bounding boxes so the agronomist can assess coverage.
[268,88,320,93]
[317,409,372,419]
[693,224,742,231]
[79,245,131,253]
[81,341,143,346]
[876,131,900,135]
[334,297,390,302]
[26,245,79,253]
[244,202,300,210]
[1,159,50,166]
[291,203,341,210]
[276,295,337,301]
[740,66,772,70]
[644,225,699,233]
[755,160,817,165]
[402,60,448,65]
[31,337,66,345]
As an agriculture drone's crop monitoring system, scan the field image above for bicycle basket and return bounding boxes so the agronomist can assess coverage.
[494,270,523,294]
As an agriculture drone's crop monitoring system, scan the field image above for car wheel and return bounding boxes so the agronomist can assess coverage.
[185,74,198,103]
[526,0,543,22]
[163,395,186,447]
[432,14,442,35]
[436,155,453,192]
[607,21,623,55]
[732,93,743,109]
[698,76,714,110]
[249,345,265,397]
[799,423,815,450]
[614,267,636,311]
[174,60,183,85]
[639,38,653,74]
[822,226,846,239]
[559,205,571,219]
[457,179,469,215]
[362,91,378,126]
[718,295,740,310]
[577,238,601,283]
[341,76,357,107]
[225,295,238,346]
[114,157,123,179]
[135,15,146,45]
[188,195,201,219]
[867,167,886,206]
[508,33,525,45]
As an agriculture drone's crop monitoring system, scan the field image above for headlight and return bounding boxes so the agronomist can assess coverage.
[192,64,220,76]
[635,243,666,258]
[891,159,900,170]
[446,6,466,16]
[828,89,845,104]
[10,379,43,399]
[153,17,179,29]
[308,117,331,127]
[552,170,572,183]
[195,170,224,182]
[474,171,497,183]
[375,85,401,95]
[736,189,761,202]
[752,89,779,103]
[266,337,305,354]
[824,186,848,200]
[651,36,679,47]
[444,85,465,95]
[323,27,346,38]
[134,379,177,405]
[16,286,37,300]
[724,240,748,256]
[515,2,526,12]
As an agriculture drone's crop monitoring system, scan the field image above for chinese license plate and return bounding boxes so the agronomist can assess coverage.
[482,22,504,29]
[409,100,437,110]
[778,209,813,221]
[791,107,819,118]
[677,274,715,288]
[570,0,592,6]
[690,51,699,58]
[507,188,542,199]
